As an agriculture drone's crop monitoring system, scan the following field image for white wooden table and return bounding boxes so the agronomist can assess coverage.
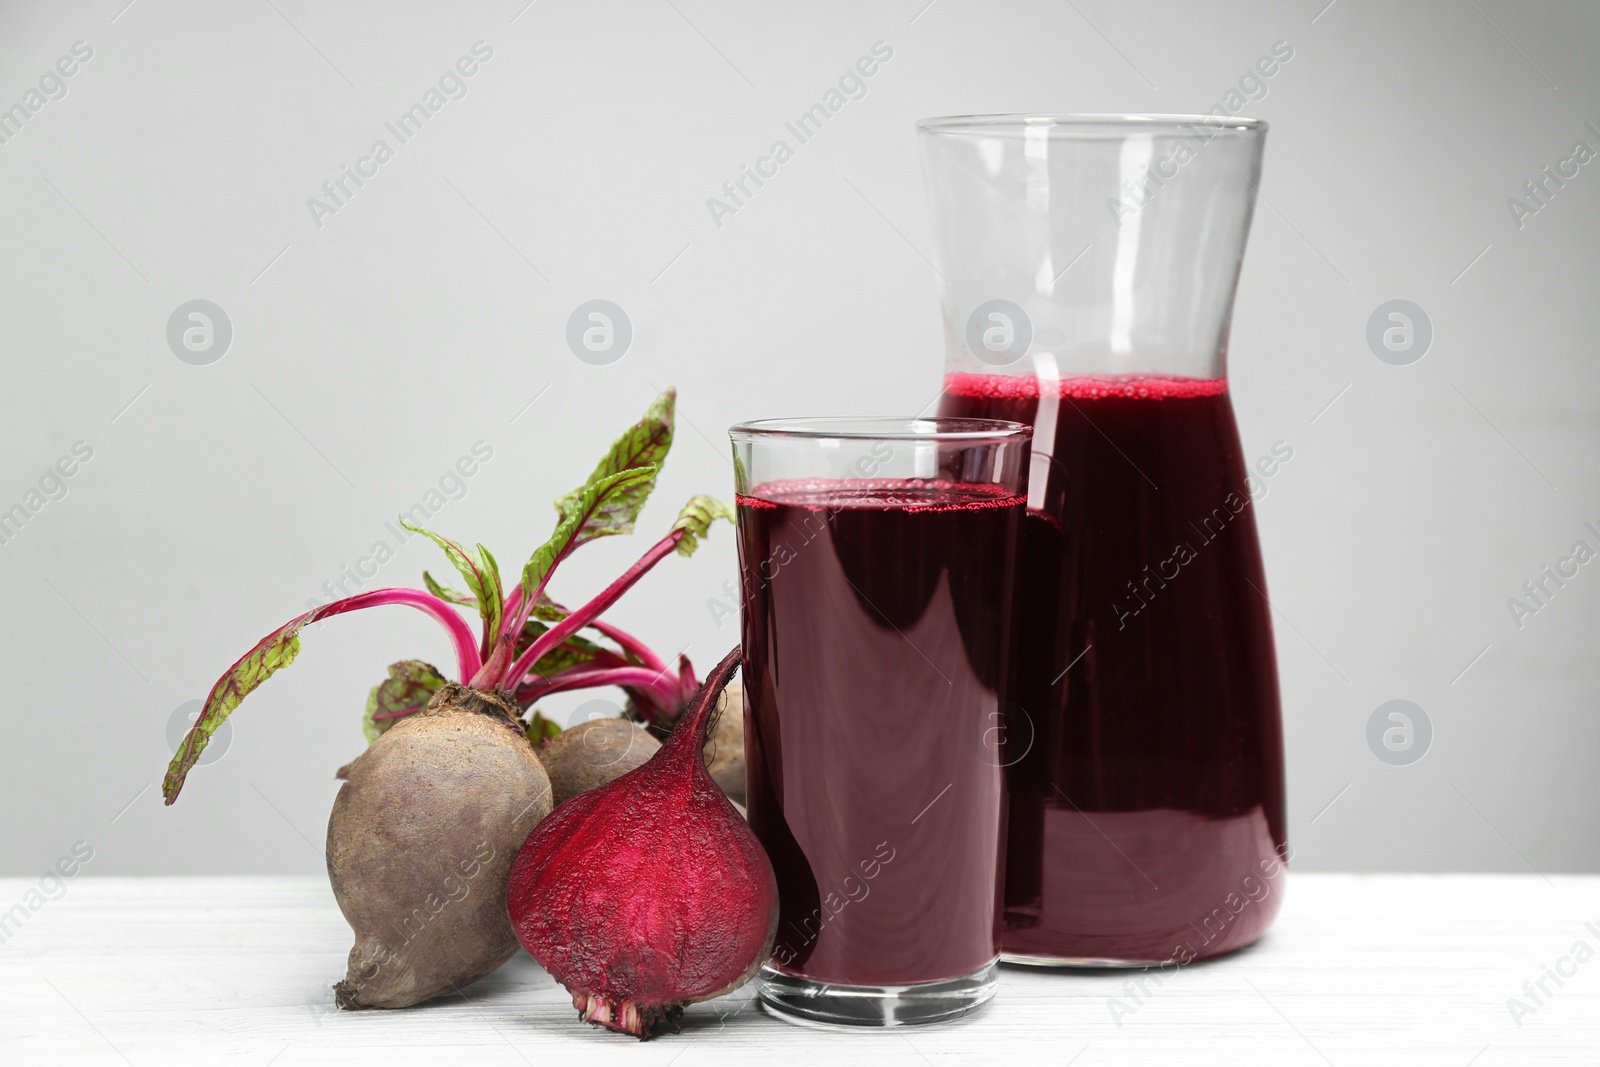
[2,874,1595,1065]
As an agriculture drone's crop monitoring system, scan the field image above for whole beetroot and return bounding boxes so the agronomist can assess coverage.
[542,683,743,809]
[506,647,777,1038]
[162,390,740,1010]
[540,718,660,806]
[329,684,552,1008]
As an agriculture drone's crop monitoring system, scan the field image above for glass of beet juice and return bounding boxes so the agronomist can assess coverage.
[729,417,1031,1026]
[919,115,1289,965]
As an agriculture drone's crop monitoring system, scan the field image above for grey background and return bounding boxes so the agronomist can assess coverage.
[0,0,1595,877]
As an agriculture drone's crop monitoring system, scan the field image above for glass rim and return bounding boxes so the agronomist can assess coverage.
[916,112,1267,136]
[729,416,1031,443]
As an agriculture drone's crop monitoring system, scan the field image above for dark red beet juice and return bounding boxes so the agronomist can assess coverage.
[939,373,1287,963]
[738,479,1023,986]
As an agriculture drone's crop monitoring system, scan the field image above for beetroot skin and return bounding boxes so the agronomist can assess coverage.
[329,684,552,1009]
[505,646,777,1038]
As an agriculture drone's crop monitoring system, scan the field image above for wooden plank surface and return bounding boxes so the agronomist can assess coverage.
[1,874,1595,1065]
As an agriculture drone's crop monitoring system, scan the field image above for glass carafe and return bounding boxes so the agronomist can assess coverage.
[923,114,1288,965]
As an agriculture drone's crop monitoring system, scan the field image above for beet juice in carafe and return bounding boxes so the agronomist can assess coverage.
[920,114,1288,964]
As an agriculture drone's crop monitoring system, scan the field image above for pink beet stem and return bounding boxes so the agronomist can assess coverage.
[502,526,586,644]
[516,664,682,706]
[470,634,516,689]
[501,582,527,631]
[500,530,682,690]
[323,588,483,682]
[501,582,668,674]
[676,654,698,705]
[587,619,668,673]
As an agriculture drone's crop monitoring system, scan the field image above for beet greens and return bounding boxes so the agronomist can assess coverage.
[164,388,731,803]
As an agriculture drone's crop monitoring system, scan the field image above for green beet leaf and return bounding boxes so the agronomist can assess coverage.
[400,521,504,645]
[361,659,448,743]
[525,711,563,746]
[422,570,473,606]
[554,388,674,535]
[672,495,736,557]
[521,466,659,604]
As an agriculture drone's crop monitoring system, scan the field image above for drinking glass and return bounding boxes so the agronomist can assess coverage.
[729,417,1030,1025]
[922,114,1289,965]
